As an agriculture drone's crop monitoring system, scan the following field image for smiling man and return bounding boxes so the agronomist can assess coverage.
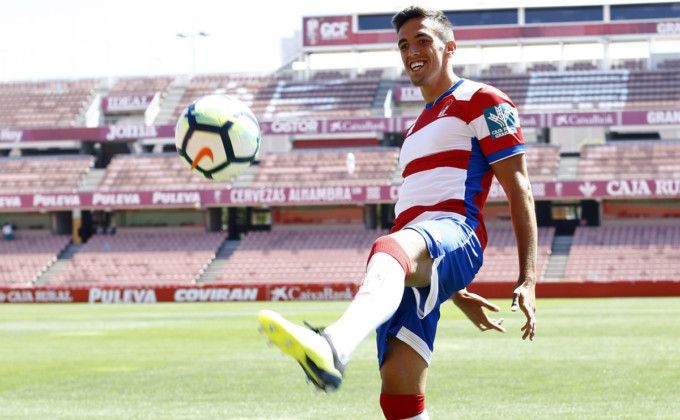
[258,6,538,419]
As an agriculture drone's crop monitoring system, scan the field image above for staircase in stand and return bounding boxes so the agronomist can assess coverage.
[196,239,240,284]
[34,243,82,286]
[543,235,573,281]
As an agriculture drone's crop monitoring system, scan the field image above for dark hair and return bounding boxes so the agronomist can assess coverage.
[391,6,454,42]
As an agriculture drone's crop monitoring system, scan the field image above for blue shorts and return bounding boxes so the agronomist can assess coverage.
[376,217,483,366]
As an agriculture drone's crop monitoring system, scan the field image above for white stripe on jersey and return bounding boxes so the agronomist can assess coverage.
[399,117,473,171]
[451,79,484,101]
[469,113,491,140]
[395,166,467,217]
[404,211,467,228]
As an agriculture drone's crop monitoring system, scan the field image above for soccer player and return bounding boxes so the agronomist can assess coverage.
[259,6,537,419]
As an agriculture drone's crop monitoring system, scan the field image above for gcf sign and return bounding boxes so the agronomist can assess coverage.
[303,16,352,46]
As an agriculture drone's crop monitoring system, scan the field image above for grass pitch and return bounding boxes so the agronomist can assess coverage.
[1,298,679,419]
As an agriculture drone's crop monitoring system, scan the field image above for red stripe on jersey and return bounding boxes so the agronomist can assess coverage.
[402,150,471,178]
[391,198,467,233]
[464,86,513,122]
[478,126,524,157]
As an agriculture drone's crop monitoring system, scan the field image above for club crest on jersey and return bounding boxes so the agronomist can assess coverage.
[483,103,519,140]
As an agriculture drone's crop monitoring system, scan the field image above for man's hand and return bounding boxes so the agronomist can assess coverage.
[511,280,536,341]
[452,289,506,333]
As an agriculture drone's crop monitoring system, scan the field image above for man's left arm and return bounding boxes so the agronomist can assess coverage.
[492,153,537,340]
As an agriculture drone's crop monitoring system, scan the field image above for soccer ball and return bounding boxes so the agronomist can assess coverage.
[175,94,261,180]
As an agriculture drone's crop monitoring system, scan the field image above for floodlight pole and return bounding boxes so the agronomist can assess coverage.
[177,31,209,74]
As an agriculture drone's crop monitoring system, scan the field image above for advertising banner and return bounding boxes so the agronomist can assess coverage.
[1,280,678,303]
[102,95,154,113]
[1,179,679,212]
[2,109,679,143]
[302,17,680,47]
[0,283,359,304]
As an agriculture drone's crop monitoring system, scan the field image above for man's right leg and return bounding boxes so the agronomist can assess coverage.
[258,229,431,391]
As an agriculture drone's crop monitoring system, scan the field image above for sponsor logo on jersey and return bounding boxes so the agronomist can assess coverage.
[483,103,519,140]
[437,100,453,118]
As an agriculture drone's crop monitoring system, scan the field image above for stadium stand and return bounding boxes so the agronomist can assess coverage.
[527,63,558,73]
[611,59,645,71]
[251,148,400,187]
[488,145,560,194]
[396,66,680,112]
[97,153,230,191]
[522,70,629,109]
[523,145,561,182]
[213,226,554,285]
[170,73,275,123]
[0,156,94,193]
[657,59,680,71]
[49,228,225,286]
[565,61,599,72]
[474,226,555,282]
[146,65,680,124]
[107,76,174,96]
[98,148,400,191]
[169,72,381,123]
[578,142,680,180]
[97,147,400,191]
[0,231,70,287]
[565,223,680,281]
[261,75,380,119]
[0,79,97,127]
[627,70,680,109]
[214,228,386,285]
[482,64,514,77]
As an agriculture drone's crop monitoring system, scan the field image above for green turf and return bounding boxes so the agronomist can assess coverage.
[0,298,679,419]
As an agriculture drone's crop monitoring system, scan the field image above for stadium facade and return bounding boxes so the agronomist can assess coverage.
[1,1,680,303]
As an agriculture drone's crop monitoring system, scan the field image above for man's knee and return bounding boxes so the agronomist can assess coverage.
[367,235,413,276]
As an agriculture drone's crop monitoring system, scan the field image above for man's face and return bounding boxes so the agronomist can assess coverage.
[397,17,452,87]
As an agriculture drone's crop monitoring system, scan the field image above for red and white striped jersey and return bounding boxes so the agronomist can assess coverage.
[393,79,525,249]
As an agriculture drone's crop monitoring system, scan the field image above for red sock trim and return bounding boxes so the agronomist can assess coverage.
[380,393,425,420]
[367,236,412,276]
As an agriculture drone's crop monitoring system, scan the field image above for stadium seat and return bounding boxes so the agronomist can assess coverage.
[0,231,70,287]
[0,156,94,194]
[213,229,385,285]
[473,225,555,283]
[565,223,680,281]
[578,142,680,180]
[49,228,225,286]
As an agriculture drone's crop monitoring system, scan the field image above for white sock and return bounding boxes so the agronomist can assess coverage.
[404,409,429,420]
[324,252,405,366]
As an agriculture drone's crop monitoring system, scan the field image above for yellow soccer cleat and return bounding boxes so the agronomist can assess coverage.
[258,309,344,392]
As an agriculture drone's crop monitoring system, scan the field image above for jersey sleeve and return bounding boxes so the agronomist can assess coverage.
[467,87,525,164]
